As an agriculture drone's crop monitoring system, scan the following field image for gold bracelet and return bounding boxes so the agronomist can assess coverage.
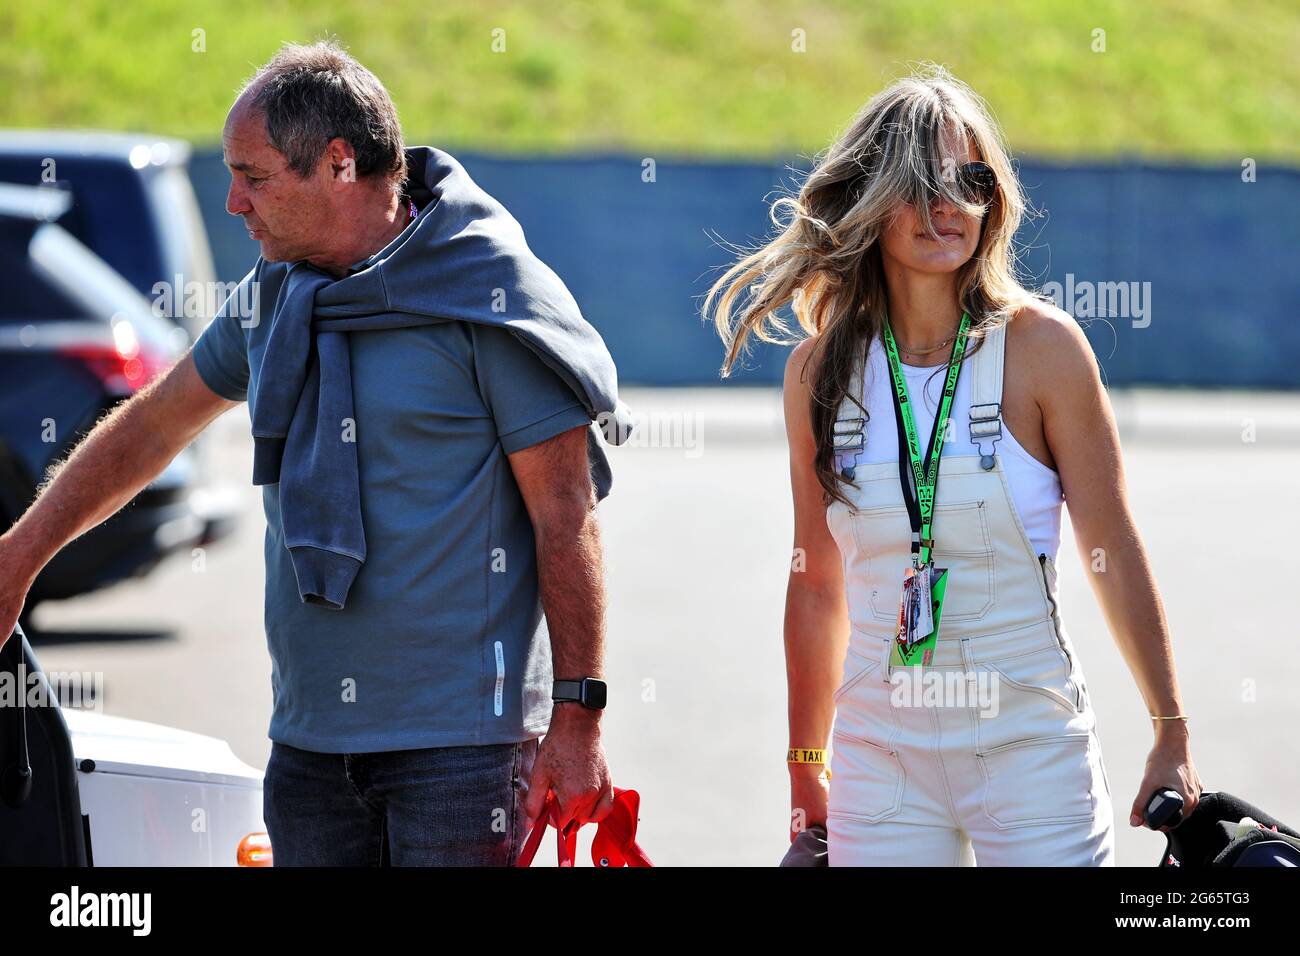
[1150,714,1189,721]
[787,747,827,765]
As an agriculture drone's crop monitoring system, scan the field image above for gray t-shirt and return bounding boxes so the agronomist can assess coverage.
[191,264,591,753]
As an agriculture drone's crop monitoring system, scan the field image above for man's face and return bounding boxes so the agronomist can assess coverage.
[222,100,332,263]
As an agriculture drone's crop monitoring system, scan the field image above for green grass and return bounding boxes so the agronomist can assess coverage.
[2,0,1297,161]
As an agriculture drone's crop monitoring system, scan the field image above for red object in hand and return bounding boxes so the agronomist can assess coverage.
[516,787,652,868]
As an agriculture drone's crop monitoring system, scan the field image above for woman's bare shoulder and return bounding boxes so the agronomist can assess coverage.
[787,336,819,372]
[784,337,821,394]
[1006,299,1098,386]
[1006,298,1108,445]
[782,337,821,442]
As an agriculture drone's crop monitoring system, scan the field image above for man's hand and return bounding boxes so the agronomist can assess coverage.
[524,704,614,830]
[0,533,38,652]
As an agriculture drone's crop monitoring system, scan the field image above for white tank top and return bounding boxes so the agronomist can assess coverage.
[853,327,1065,562]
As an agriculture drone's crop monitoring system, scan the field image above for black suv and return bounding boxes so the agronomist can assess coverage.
[0,132,237,619]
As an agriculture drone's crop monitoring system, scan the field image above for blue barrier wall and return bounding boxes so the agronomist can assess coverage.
[189,151,1300,389]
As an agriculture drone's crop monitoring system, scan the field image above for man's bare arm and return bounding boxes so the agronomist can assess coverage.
[506,424,613,828]
[0,351,238,644]
[511,425,606,682]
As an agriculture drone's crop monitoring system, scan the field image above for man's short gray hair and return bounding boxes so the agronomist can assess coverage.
[244,40,406,189]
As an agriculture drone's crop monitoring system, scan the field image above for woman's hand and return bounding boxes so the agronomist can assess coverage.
[1129,722,1201,830]
[789,765,831,842]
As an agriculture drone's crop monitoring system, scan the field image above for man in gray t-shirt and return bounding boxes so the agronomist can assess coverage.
[193,266,593,757]
[0,42,620,866]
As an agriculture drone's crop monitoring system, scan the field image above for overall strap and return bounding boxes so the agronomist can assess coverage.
[968,320,1007,470]
[833,337,871,480]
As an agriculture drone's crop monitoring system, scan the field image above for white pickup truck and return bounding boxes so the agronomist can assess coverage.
[1,626,269,866]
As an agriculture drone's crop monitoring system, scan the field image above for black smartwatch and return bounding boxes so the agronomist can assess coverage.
[552,677,607,710]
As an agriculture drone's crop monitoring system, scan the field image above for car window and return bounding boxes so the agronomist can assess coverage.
[0,218,89,321]
[0,156,162,297]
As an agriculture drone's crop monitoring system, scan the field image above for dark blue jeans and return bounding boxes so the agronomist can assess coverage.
[262,738,538,866]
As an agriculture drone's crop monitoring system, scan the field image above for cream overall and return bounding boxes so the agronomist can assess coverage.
[824,323,1115,866]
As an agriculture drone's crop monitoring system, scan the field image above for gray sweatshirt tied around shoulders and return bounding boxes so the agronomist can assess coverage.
[247,145,632,612]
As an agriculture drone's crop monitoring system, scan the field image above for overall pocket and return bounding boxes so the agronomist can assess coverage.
[976,733,1102,829]
[975,641,1086,757]
[832,634,899,749]
[828,730,905,823]
[973,631,1100,829]
[853,499,996,624]
[833,643,881,703]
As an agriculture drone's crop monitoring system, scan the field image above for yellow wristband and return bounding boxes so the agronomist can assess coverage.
[1150,715,1189,721]
[787,747,827,765]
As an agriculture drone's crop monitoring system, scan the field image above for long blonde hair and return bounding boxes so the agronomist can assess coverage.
[705,64,1034,505]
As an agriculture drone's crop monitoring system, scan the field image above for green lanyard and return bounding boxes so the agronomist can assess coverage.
[881,312,973,568]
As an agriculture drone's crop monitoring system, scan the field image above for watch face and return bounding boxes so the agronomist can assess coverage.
[581,678,608,709]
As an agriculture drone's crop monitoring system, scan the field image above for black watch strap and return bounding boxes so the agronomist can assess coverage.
[552,677,607,710]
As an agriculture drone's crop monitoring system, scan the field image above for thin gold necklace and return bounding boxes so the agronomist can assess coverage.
[888,323,959,354]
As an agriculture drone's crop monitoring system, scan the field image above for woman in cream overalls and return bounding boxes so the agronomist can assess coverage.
[707,66,1202,865]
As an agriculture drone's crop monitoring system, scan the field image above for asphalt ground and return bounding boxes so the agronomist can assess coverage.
[29,385,1300,866]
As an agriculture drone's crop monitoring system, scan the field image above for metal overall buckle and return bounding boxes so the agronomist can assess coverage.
[834,412,868,480]
[969,402,1002,470]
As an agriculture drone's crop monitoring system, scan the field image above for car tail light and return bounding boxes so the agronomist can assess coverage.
[237,831,273,867]
[59,322,170,394]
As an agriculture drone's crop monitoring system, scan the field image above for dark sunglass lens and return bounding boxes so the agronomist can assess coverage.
[959,162,995,202]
